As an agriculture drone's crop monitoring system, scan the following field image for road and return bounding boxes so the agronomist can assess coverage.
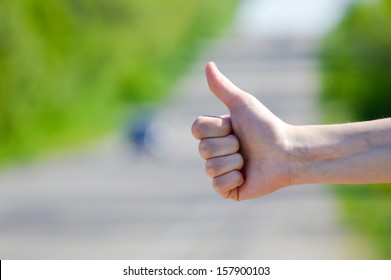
[0,32,372,259]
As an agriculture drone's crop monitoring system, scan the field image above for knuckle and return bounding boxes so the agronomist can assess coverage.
[192,116,232,139]
[191,117,204,139]
[212,176,225,190]
[198,140,213,159]
[234,153,244,168]
[212,172,243,201]
[205,160,218,178]
[221,119,232,135]
[232,170,245,186]
[228,135,240,152]
[213,171,243,190]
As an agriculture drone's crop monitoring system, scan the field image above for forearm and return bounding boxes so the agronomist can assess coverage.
[288,118,391,185]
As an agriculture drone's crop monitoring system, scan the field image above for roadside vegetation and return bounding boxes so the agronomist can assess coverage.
[0,0,238,164]
[320,0,391,258]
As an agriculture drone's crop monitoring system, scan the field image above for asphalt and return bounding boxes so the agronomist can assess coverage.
[0,35,371,259]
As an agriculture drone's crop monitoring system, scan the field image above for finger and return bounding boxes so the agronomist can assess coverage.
[212,170,244,200]
[205,153,244,178]
[191,115,231,140]
[206,61,250,111]
[199,134,239,160]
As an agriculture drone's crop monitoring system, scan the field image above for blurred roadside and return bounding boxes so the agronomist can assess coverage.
[0,0,238,165]
[319,0,391,259]
[0,0,377,259]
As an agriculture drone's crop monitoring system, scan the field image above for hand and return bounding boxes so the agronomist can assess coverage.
[192,62,293,201]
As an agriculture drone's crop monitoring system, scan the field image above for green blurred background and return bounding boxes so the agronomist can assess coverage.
[320,0,391,258]
[0,0,238,164]
[1,0,391,259]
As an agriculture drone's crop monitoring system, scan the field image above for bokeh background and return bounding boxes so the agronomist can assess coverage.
[0,0,237,162]
[0,0,390,259]
[320,0,391,259]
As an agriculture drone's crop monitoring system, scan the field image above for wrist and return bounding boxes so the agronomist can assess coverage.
[286,124,345,185]
[286,125,314,185]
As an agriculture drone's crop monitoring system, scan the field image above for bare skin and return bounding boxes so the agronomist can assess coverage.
[191,62,391,201]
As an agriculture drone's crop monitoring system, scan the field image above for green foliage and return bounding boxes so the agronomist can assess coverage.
[320,0,391,121]
[334,184,391,259]
[320,0,391,258]
[0,0,238,163]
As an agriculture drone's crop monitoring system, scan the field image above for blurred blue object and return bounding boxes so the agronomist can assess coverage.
[126,116,152,155]
[125,104,176,158]
[125,103,156,156]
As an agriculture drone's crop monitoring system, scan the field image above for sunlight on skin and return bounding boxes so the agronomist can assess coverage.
[192,62,391,201]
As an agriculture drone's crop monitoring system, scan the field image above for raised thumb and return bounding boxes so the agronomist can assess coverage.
[205,61,248,111]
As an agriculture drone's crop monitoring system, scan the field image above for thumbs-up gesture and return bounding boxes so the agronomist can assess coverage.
[192,62,292,201]
[193,62,391,200]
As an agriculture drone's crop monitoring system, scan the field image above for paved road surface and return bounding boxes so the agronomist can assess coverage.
[0,34,371,259]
